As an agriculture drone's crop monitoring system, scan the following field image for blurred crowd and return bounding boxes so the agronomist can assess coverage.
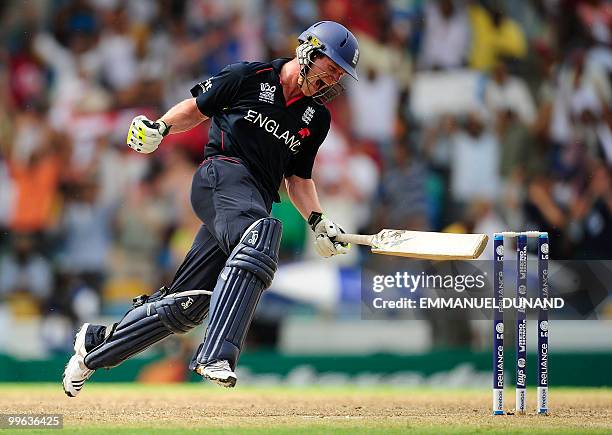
[0,0,610,348]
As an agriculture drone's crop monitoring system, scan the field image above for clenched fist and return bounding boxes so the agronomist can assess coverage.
[126,115,171,154]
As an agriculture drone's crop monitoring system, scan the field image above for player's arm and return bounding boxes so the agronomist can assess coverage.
[284,175,322,219]
[127,63,245,154]
[285,175,349,258]
[284,111,348,257]
[159,98,208,133]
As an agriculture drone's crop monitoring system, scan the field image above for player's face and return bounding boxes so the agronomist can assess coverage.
[301,55,346,104]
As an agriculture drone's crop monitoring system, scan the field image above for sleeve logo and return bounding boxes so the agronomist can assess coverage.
[259,82,276,104]
[200,79,212,93]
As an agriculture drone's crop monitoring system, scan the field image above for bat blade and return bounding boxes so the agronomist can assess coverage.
[370,230,488,260]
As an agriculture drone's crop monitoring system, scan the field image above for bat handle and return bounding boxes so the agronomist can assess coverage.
[335,233,374,247]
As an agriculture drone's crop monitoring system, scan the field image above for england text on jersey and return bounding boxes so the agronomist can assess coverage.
[243,110,302,153]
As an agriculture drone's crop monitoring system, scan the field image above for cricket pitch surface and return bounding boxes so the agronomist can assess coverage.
[0,384,610,434]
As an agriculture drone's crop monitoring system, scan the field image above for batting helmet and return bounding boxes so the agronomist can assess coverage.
[298,21,359,80]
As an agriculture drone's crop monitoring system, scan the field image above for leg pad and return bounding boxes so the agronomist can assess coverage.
[190,217,282,370]
[84,288,211,369]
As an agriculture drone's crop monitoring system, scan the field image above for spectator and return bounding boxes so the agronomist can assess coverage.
[421,115,457,227]
[58,180,113,295]
[0,232,52,303]
[114,171,175,285]
[531,46,557,142]
[569,161,612,259]
[312,126,380,262]
[8,31,49,110]
[375,140,429,230]
[496,107,540,179]
[95,6,141,103]
[524,175,568,244]
[495,106,539,230]
[264,0,317,58]
[52,0,99,50]
[484,61,537,126]
[96,137,149,208]
[347,66,399,149]
[468,2,527,71]
[419,0,470,70]
[8,115,62,235]
[570,85,612,164]
[577,0,612,46]
[549,48,611,164]
[345,139,380,231]
[158,148,199,230]
[449,111,500,205]
[33,31,112,128]
[353,30,412,110]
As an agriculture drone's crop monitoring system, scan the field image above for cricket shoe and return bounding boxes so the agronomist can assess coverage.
[62,323,95,397]
[196,360,237,388]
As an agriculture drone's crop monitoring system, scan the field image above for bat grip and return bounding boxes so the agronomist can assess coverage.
[334,233,374,247]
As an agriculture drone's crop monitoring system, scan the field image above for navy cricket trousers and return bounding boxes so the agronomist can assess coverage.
[168,157,272,295]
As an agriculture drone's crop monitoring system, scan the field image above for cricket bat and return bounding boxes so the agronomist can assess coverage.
[334,230,488,260]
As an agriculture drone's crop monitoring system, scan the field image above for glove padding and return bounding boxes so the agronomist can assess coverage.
[126,115,171,154]
[296,41,317,86]
[296,41,316,69]
[308,212,350,258]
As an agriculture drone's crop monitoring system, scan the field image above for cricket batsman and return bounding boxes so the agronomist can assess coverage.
[63,21,359,396]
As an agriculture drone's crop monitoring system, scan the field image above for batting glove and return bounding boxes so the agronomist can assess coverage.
[126,115,171,154]
[308,211,350,258]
